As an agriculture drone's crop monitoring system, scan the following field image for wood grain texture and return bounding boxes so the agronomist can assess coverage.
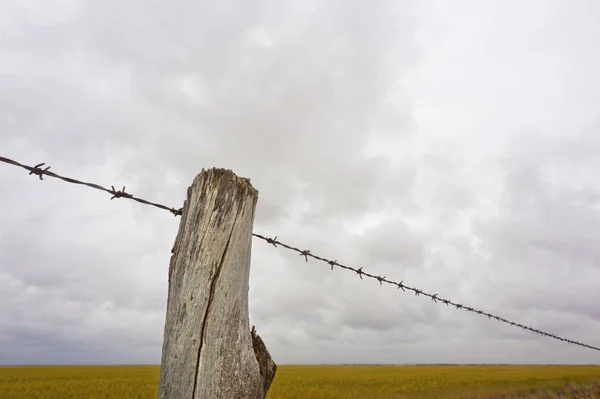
[157,168,275,399]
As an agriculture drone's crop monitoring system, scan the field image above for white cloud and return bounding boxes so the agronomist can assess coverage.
[1,0,599,366]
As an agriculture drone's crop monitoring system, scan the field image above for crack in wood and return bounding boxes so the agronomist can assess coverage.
[192,221,235,399]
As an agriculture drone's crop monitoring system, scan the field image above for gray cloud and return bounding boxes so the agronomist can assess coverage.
[1,0,600,367]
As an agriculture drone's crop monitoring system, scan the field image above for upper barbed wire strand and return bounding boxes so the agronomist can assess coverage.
[0,156,183,216]
[1,155,599,353]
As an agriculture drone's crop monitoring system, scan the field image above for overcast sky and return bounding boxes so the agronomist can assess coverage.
[1,0,600,366]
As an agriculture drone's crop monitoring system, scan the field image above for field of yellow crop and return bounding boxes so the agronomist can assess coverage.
[0,365,159,399]
[0,364,598,399]
[266,365,600,399]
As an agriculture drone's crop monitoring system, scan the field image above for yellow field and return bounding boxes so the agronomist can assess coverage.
[0,364,598,399]
[267,365,600,399]
[0,365,158,399]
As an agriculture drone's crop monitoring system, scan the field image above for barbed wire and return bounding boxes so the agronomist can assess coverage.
[2,155,600,354]
[0,156,183,216]
[252,233,600,353]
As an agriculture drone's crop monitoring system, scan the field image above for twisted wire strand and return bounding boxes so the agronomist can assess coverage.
[2,155,599,354]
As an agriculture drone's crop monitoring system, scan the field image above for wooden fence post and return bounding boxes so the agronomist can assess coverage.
[157,168,276,399]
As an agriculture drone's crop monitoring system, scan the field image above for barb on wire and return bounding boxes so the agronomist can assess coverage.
[251,233,600,353]
[0,156,183,216]
[2,155,600,354]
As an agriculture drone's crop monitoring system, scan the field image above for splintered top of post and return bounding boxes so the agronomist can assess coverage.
[200,167,256,191]
[196,168,257,198]
[188,168,258,222]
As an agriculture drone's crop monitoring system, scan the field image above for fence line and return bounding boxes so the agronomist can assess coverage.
[1,155,599,354]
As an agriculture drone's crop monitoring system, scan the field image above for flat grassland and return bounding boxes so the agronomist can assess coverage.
[0,364,598,399]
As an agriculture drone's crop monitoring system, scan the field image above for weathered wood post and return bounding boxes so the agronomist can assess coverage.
[157,168,276,399]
